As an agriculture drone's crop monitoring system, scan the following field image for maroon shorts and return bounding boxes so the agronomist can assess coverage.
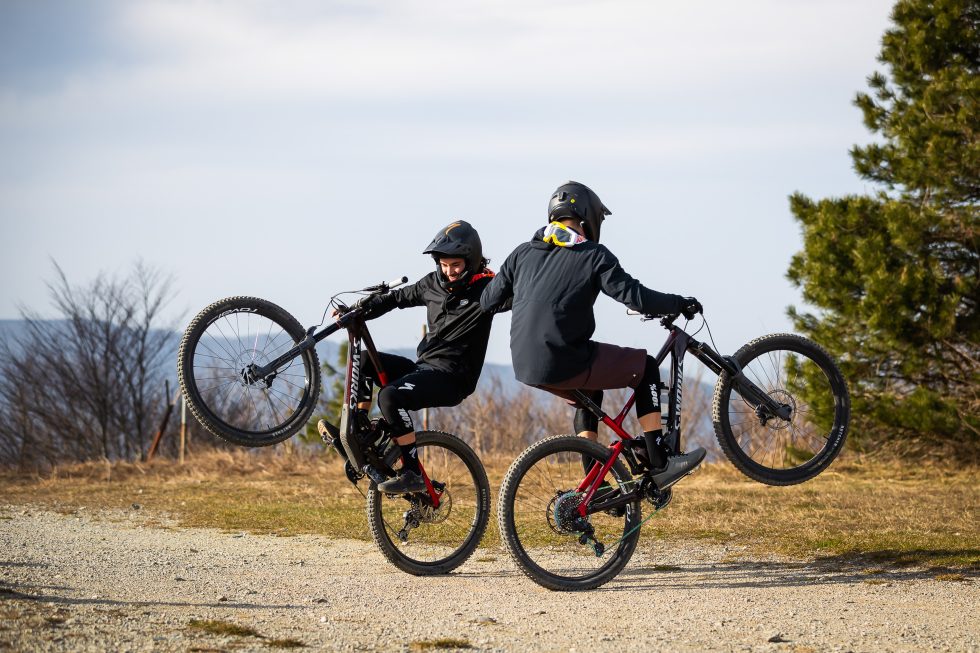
[536,342,647,403]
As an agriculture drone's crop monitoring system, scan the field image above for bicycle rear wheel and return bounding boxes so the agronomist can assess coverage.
[178,296,320,447]
[498,435,641,591]
[367,431,490,575]
[712,333,850,485]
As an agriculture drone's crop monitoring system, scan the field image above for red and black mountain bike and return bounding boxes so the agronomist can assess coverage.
[497,311,850,590]
[177,279,491,576]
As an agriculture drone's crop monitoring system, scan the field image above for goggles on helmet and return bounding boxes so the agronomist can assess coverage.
[542,221,588,248]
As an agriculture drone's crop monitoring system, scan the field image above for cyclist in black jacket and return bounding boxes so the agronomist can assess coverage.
[320,220,503,493]
[481,181,705,490]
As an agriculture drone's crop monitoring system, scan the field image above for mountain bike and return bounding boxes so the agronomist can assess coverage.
[177,278,491,575]
[497,311,850,590]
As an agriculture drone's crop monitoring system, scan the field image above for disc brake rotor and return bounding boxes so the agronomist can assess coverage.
[417,489,452,524]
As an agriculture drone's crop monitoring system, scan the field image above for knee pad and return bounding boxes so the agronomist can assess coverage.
[377,386,414,437]
[640,356,661,388]
[573,390,602,434]
[635,356,662,417]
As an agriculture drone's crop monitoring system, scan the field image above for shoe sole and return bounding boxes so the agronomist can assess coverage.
[317,420,340,440]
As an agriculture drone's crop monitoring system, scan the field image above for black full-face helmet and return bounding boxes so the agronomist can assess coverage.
[547,181,612,242]
[423,220,485,290]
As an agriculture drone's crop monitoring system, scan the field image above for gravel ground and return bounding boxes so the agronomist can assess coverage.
[1,506,977,652]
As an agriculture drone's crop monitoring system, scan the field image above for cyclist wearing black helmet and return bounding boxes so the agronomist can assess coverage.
[481,182,706,490]
[320,220,504,493]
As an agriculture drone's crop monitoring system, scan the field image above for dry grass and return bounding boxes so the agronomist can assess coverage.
[187,619,262,638]
[1,449,977,569]
[410,638,472,651]
[186,618,306,648]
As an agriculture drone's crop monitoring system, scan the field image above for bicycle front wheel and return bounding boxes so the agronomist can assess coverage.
[498,435,641,591]
[712,333,850,485]
[367,431,490,576]
[177,296,320,447]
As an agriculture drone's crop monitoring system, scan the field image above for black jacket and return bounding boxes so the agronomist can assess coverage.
[480,228,687,386]
[368,271,497,394]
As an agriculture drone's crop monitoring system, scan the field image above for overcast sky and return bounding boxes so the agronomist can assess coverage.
[1,0,895,366]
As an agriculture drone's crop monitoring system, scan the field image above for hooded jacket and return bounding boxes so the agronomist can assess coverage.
[367,271,498,394]
[480,227,687,386]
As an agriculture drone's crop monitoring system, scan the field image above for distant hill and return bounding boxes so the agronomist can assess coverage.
[0,319,36,350]
[0,319,718,452]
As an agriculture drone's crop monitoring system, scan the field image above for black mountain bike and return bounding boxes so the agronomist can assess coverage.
[497,311,850,590]
[177,279,491,575]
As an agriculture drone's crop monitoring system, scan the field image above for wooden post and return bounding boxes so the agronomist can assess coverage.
[179,395,186,465]
[147,381,179,461]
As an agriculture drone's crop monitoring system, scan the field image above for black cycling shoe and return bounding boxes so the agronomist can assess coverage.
[316,418,340,442]
[377,470,427,494]
[649,447,706,490]
[317,419,349,461]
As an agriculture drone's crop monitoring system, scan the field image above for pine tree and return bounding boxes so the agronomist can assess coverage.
[787,0,978,453]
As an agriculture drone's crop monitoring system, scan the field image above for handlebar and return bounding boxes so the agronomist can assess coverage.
[360,276,408,293]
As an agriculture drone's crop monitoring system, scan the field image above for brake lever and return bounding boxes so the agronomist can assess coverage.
[626,309,657,323]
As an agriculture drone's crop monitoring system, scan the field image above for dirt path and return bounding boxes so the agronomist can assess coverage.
[1,507,977,652]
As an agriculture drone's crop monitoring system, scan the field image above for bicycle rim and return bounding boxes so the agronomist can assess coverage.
[184,300,316,441]
[502,436,640,590]
[716,334,849,483]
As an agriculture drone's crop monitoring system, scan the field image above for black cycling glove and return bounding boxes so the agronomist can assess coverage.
[356,294,388,320]
[680,297,703,320]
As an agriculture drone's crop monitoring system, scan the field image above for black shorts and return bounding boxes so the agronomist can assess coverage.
[535,342,647,403]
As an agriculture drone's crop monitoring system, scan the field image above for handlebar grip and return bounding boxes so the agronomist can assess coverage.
[388,276,409,289]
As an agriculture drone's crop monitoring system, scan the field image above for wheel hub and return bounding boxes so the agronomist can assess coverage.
[758,389,796,430]
[238,352,273,388]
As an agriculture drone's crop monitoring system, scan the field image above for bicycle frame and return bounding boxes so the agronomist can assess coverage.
[570,316,791,517]
[245,306,442,506]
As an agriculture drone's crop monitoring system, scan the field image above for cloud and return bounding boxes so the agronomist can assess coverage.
[4,1,889,105]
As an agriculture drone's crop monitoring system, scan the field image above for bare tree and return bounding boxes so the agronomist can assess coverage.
[0,261,178,469]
